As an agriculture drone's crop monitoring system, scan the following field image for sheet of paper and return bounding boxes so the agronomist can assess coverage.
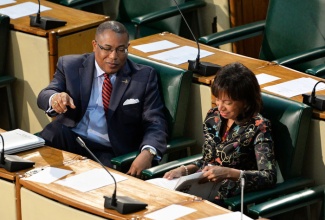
[144,204,196,220]
[146,177,179,190]
[198,211,253,220]
[263,77,325,98]
[148,46,214,65]
[0,2,51,19]
[23,167,73,184]
[56,168,128,192]
[256,73,280,85]
[0,0,16,6]
[132,40,179,53]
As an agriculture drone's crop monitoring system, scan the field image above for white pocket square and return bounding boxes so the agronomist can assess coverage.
[123,99,139,105]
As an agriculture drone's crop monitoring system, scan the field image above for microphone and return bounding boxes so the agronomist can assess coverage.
[76,137,147,214]
[173,0,221,76]
[0,134,35,172]
[302,80,325,110]
[30,0,67,30]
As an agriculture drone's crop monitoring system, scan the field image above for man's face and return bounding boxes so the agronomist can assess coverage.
[92,30,129,74]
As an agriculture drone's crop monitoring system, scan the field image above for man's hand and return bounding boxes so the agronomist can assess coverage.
[126,150,153,178]
[51,92,76,114]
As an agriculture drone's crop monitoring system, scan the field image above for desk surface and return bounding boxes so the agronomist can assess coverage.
[0,146,229,220]
[128,33,325,120]
[0,0,108,37]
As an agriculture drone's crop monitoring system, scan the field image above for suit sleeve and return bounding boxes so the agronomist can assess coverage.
[140,68,168,157]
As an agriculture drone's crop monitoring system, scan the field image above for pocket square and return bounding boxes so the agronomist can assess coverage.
[123,99,140,105]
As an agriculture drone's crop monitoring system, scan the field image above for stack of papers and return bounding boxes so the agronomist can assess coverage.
[0,129,45,154]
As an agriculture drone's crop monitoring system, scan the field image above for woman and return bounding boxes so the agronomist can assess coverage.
[163,62,277,206]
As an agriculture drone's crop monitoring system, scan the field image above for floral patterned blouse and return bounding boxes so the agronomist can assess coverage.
[193,107,277,200]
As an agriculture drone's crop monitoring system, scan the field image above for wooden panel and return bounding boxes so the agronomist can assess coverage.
[228,0,269,58]
[0,179,17,220]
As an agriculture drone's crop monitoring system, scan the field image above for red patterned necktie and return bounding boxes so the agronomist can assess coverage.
[102,74,112,112]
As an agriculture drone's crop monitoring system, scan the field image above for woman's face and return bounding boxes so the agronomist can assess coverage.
[215,93,245,120]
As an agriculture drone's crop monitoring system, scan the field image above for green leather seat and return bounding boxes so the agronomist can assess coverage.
[198,0,325,76]
[117,0,206,40]
[110,53,196,174]
[47,0,106,10]
[0,14,16,129]
[248,184,325,219]
[142,92,314,215]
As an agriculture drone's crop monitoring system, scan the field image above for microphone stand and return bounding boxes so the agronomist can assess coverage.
[76,137,147,214]
[172,0,221,76]
[240,177,245,220]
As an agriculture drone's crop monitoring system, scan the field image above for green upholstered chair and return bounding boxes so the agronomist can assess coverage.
[142,92,314,216]
[198,0,325,74]
[248,184,325,219]
[117,0,206,40]
[47,0,106,10]
[110,53,196,174]
[0,14,16,129]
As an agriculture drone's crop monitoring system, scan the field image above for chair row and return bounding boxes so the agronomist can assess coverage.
[50,0,325,77]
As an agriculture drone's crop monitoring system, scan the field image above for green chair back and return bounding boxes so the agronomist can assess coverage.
[118,0,184,37]
[260,0,325,71]
[0,14,10,77]
[0,14,17,129]
[261,93,312,180]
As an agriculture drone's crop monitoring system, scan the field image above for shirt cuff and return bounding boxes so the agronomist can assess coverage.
[141,145,161,161]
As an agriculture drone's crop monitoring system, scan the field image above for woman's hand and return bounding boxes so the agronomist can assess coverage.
[201,165,235,182]
[163,167,184,180]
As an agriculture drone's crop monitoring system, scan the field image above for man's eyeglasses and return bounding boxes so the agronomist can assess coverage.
[95,40,128,56]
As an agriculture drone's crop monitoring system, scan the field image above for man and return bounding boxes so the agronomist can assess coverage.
[37,21,168,177]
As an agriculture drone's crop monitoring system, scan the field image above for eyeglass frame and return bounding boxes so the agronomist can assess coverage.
[95,40,128,56]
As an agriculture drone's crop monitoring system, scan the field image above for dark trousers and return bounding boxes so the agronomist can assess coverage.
[39,121,116,168]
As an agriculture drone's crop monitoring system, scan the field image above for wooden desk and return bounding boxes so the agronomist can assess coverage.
[128,33,325,120]
[0,146,229,220]
[0,0,109,133]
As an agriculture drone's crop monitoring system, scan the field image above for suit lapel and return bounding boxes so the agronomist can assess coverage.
[79,54,95,115]
[107,61,132,121]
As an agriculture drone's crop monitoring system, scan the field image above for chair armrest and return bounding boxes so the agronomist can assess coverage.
[305,63,325,78]
[131,1,206,25]
[111,137,196,172]
[141,153,202,179]
[224,177,314,211]
[111,151,138,171]
[273,46,325,67]
[248,184,325,218]
[198,20,265,47]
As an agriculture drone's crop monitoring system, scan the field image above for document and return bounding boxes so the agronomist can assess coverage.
[256,73,280,85]
[144,204,196,220]
[56,168,128,192]
[148,46,214,65]
[23,167,73,184]
[0,0,16,6]
[146,172,221,201]
[263,77,325,98]
[0,129,45,154]
[132,40,179,53]
[0,2,51,19]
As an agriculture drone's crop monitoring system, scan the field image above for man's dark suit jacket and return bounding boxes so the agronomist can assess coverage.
[37,53,168,157]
